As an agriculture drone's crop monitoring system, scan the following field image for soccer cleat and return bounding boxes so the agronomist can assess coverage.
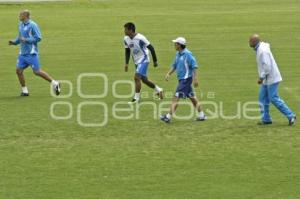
[195,115,207,121]
[289,116,296,126]
[128,98,139,104]
[20,92,29,97]
[54,83,61,96]
[156,89,164,100]
[257,121,273,125]
[160,114,171,123]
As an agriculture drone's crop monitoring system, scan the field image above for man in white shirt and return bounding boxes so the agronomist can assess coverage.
[123,22,163,104]
[249,34,296,126]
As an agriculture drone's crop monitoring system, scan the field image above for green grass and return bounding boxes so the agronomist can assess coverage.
[1,0,300,198]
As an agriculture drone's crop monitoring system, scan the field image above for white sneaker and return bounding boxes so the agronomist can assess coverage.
[128,98,140,104]
[289,116,296,126]
[53,82,61,96]
[195,115,207,121]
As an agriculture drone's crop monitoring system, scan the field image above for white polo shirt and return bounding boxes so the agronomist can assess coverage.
[256,42,282,85]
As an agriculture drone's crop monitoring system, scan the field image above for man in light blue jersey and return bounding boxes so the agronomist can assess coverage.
[160,37,206,123]
[9,10,60,96]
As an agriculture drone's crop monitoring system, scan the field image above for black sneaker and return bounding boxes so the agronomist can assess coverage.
[289,116,296,126]
[257,121,272,125]
[20,92,29,97]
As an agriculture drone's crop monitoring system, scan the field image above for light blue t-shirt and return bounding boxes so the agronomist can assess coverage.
[172,48,198,80]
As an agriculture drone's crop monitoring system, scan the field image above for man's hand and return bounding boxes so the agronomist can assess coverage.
[193,79,199,87]
[124,64,128,72]
[20,37,27,43]
[165,73,170,81]
[257,78,263,84]
[153,62,158,67]
[8,40,15,45]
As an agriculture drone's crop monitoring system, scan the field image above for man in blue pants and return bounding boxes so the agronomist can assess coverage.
[249,34,296,126]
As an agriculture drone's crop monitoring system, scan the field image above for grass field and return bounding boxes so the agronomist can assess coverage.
[1,0,300,198]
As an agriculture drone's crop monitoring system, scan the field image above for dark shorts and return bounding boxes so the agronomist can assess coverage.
[175,77,195,99]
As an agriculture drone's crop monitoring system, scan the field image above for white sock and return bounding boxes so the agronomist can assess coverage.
[134,93,140,100]
[198,111,205,118]
[51,80,58,87]
[22,87,28,94]
[166,113,172,119]
[155,85,162,93]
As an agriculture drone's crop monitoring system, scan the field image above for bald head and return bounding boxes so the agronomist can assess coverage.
[19,10,30,22]
[249,34,261,48]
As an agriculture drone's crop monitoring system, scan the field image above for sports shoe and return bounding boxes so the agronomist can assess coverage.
[128,98,139,104]
[20,92,29,97]
[54,83,61,96]
[289,116,296,126]
[257,121,273,125]
[195,115,207,121]
[156,89,164,100]
[160,114,171,123]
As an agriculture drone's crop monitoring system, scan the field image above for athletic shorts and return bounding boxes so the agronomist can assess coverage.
[17,54,40,71]
[175,77,195,99]
[135,62,149,77]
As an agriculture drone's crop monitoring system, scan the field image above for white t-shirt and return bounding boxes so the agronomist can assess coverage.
[256,42,282,85]
[124,33,150,65]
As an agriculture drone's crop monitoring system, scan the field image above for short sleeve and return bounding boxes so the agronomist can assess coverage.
[124,39,129,49]
[188,53,198,69]
[140,35,150,47]
[172,56,177,69]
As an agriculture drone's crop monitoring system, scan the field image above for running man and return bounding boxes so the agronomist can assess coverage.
[249,34,296,125]
[123,22,163,103]
[9,10,60,96]
[160,37,206,123]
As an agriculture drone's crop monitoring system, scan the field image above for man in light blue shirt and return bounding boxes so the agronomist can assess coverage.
[160,37,206,123]
[9,10,60,96]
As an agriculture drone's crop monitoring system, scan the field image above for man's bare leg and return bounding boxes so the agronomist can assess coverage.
[16,68,26,87]
[160,96,180,122]
[33,69,61,95]
[129,74,142,103]
[141,76,163,99]
[189,96,206,121]
[16,68,29,96]
[170,96,180,116]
